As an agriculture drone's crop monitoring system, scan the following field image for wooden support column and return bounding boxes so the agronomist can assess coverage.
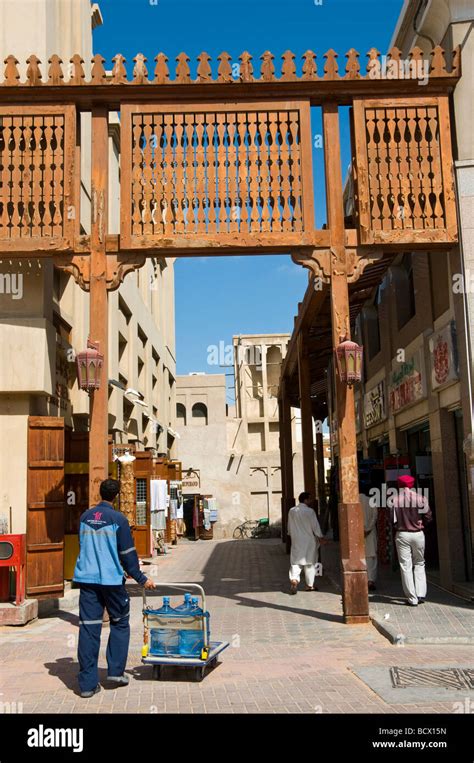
[315,426,326,514]
[89,106,109,505]
[297,332,316,499]
[323,103,369,624]
[279,378,295,550]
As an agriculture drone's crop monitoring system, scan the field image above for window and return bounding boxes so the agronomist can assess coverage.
[177,402,187,426]
[136,478,147,526]
[192,402,208,425]
[118,295,132,324]
[266,345,283,398]
[137,325,148,349]
[393,253,416,329]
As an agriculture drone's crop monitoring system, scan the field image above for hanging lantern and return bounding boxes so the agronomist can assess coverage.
[76,339,104,391]
[335,337,363,386]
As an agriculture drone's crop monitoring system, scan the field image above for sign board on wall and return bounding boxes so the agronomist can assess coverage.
[429,320,459,391]
[389,350,426,414]
[364,380,387,428]
[182,470,201,492]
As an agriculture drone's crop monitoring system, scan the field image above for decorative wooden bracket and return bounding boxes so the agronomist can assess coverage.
[291,245,385,284]
[53,254,90,291]
[291,248,331,283]
[105,253,147,291]
[53,251,146,291]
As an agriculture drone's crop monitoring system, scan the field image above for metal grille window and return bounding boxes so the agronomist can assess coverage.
[136,478,147,525]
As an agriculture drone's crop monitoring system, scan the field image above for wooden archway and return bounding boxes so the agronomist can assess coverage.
[0,45,460,621]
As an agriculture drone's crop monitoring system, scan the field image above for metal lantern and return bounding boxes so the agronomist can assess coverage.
[76,339,104,391]
[335,338,363,386]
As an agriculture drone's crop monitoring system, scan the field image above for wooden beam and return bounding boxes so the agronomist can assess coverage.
[323,102,369,624]
[89,106,109,505]
[0,75,460,111]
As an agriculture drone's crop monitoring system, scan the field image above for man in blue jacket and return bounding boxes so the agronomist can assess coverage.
[73,478,155,698]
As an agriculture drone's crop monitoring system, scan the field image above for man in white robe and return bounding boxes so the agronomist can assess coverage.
[359,490,378,591]
[287,492,325,594]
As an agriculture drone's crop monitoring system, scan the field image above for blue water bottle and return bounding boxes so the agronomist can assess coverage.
[174,593,192,613]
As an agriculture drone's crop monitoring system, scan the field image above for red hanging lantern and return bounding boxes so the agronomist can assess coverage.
[76,339,104,391]
[335,337,363,386]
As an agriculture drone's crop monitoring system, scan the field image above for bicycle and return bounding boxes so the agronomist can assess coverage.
[233,518,273,539]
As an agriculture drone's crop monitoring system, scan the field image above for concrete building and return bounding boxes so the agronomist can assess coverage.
[0,2,176,547]
[340,0,473,594]
[176,335,306,538]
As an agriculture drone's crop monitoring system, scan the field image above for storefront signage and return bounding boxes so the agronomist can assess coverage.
[389,350,426,414]
[364,380,386,428]
[182,469,200,491]
[429,321,459,391]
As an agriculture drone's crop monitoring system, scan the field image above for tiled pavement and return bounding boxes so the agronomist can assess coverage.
[322,544,474,645]
[1,538,473,714]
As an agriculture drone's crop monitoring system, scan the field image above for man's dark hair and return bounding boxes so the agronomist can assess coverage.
[99,478,120,502]
[299,491,311,503]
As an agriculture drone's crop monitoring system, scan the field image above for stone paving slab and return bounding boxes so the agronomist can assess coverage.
[1,538,473,714]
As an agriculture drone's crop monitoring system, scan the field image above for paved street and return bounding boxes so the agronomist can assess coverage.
[1,538,473,714]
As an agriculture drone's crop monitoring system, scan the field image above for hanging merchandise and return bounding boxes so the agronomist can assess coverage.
[170,480,184,519]
[206,497,218,523]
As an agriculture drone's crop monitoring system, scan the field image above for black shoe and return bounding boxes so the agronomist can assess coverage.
[418,598,425,604]
[80,684,101,699]
[368,582,376,591]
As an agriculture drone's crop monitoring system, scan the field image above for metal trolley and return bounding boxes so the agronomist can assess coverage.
[141,583,229,681]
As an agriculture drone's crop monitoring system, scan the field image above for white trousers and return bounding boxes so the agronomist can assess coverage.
[395,530,427,605]
[366,556,377,583]
[289,563,316,587]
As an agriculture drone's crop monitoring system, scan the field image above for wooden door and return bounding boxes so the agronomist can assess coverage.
[133,451,154,557]
[27,416,65,598]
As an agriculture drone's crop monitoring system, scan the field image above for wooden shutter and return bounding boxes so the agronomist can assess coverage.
[27,416,65,598]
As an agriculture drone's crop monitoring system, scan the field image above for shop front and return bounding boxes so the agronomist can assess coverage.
[388,350,438,569]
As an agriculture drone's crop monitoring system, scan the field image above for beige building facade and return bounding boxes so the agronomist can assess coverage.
[176,335,305,538]
[0,0,176,537]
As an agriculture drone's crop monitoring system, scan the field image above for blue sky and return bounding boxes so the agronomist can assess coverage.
[94,0,404,398]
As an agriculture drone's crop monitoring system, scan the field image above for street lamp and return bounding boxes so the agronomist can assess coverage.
[76,339,104,391]
[335,337,363,386]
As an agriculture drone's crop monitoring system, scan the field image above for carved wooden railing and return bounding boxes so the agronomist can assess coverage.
[120,102,314,250]
[0,46,460,86]
[0,45,461,273]
[0,105,76,250]
[352,95,457,246]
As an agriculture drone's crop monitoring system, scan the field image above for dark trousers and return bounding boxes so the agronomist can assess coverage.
[78,583,130,692]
